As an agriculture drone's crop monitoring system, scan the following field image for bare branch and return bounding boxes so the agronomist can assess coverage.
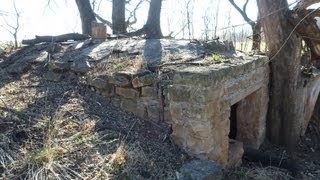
[243,0,249,14]
[228,0,255,26]
[94,13,112,28]
[294,0,320,10]
[126,0,144,27]
[0,24,14,35]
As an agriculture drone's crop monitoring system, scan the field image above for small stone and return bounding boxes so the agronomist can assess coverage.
[177,160,222,180]
[116,87,140,99]
[109,73,132,87]
[88,77,108,89]
[70,59,91,74]
[44,71,62,82]
[121,99,146,118]
[32,51,48,64]
[141,86,157,97]
[132,71,156,88]
[227,139,244,168]
[48,61,69,72]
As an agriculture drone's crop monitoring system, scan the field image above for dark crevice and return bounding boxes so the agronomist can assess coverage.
[229,103,238,139]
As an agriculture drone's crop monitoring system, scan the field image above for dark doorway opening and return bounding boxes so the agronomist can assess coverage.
[229,103,238,140]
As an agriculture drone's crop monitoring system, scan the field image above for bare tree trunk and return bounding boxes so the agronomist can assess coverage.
[214,0,221,38]
[257,0,303,147]
[251,18,261,51]
[228,0,262,51]
[126,0,163,38]
[75,0,96,35]
[112,0,126,34]
[144,0,163,38]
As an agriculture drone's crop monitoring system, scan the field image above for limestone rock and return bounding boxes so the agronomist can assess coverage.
[32,51,48,64]
[141,86,157,97]
[227,139,244,168]
[177,160,222,180]
[48,61,69,72]
[121,99,146,118]
[88,77,108,89]
[70,59,91,74]
[116,87,140,99]
[132,71,156,88]
[236,85,268,149]
[109,73,132,87]
[203,40,235,52]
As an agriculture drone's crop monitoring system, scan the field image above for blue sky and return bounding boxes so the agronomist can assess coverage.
[0,0,304,42]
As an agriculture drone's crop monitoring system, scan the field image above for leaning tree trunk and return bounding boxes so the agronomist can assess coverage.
[75,0,96,35]
[257,0,304,147]
[112,0,126,34]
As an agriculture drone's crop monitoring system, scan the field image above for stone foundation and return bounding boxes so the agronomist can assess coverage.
[6,39,320,167]
[83,54,269,166]
[167,56,269,166]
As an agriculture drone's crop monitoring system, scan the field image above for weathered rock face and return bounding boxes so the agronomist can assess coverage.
[228,139,244,168]
[236,84,269,149]
[168,56,270,166]
[301,73,320,134]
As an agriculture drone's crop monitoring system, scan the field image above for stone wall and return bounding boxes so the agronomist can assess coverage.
[83,55,270,167]
[167,56,269,166]
[84,70,169,122]
[69,39,272,167]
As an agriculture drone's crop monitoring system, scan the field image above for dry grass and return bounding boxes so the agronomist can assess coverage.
[0,68,182,179]
[224,166,293,180]
[89,55,147,77]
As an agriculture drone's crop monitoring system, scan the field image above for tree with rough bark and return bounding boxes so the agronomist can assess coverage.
[75,0,96,35]
[257,0,320,147]
[127,0,163,38]
[94,0,144,35]
[228,0,261,51]
[112,0,126,34]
